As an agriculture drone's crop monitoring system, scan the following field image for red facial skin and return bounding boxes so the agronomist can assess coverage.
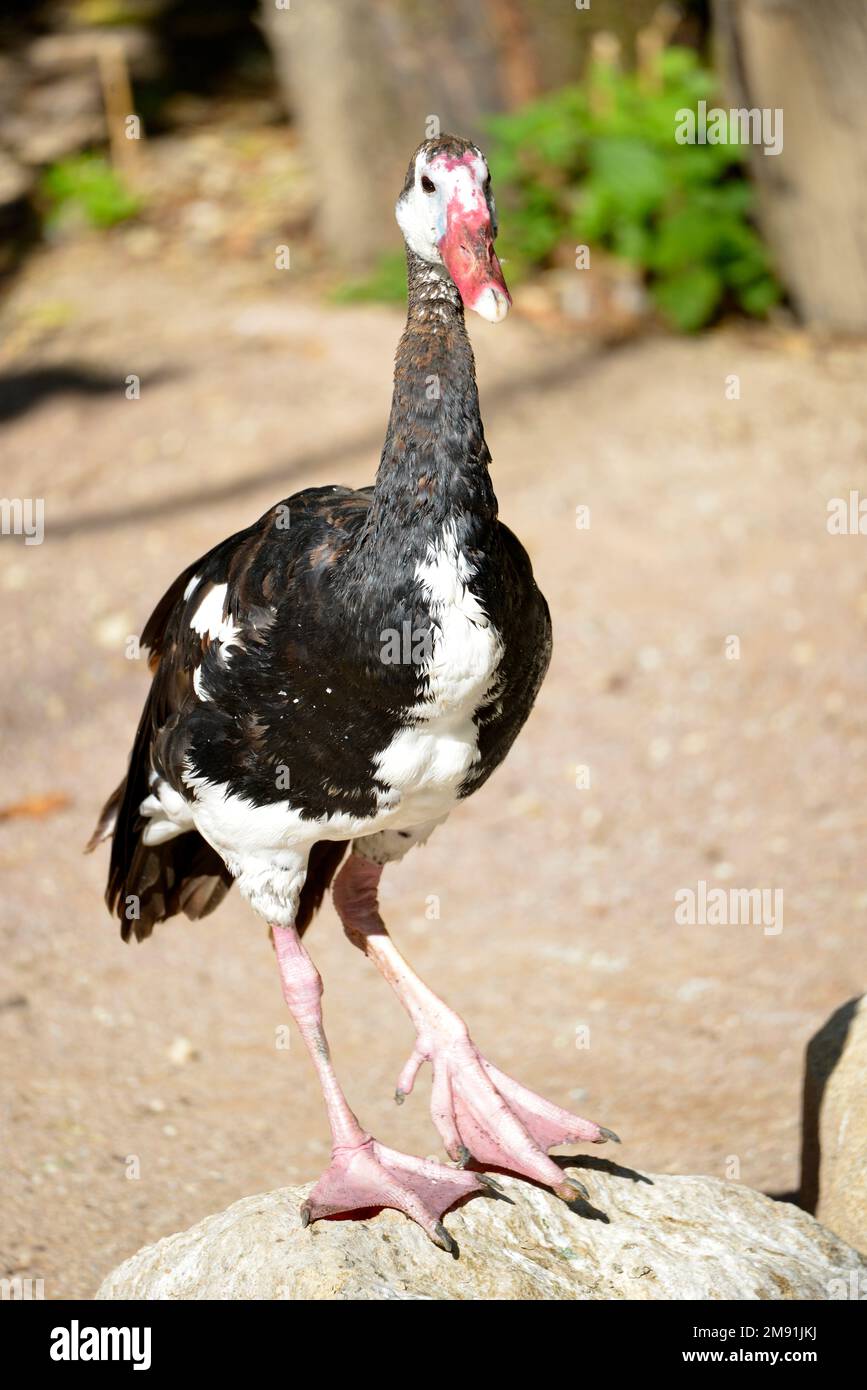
[432,155,511,316]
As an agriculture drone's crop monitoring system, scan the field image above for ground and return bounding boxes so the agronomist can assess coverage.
[1,232,866,1298]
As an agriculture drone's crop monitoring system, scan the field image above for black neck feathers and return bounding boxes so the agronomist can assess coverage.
[343,248,499,591]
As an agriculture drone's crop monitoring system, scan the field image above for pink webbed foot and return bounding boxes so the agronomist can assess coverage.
[301,1134,489,1252]
[396,1028,619,1202]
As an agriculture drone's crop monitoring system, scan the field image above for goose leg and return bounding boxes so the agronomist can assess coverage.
[332,854,618,1199]
[271,922,483,1250]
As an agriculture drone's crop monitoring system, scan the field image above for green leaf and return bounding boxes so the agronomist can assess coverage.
[331,252,407,304]
[41,155,140,228]
[653,266,723,331]
[587,137,668,218]
[737,275,782,317]
[611,219,653,265]
[652,206,726,273]
[574,181,616,241]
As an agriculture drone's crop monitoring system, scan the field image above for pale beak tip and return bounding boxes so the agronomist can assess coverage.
[472,286,511,324]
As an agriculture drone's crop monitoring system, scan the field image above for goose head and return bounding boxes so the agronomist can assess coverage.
[396,136,511,324]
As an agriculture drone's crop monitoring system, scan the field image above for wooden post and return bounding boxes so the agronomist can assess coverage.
[96,37,140,183]
[713,0,867,332]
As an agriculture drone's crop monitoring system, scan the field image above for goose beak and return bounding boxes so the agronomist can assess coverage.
[439,206,511,324]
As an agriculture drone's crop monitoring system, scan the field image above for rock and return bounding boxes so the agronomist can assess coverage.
[800,994,867,1254]
[97,1161,866,1301]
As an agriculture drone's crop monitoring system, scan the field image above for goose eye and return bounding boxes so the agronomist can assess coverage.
[420,175,436,194]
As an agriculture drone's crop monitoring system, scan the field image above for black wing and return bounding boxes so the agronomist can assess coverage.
[88,486,368,941]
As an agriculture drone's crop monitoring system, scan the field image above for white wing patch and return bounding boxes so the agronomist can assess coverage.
[193,666,211,702]
[140,774,196,847]
[190,582,240,650]
[138,580,242,839]
[187,580,242,705]
[138,525,502,925]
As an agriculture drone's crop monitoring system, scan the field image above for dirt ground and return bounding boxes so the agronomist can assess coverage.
[1,233,866,1299]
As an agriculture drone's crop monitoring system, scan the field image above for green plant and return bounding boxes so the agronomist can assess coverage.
[331,251,407,305]
[41,155,141,230]
[488,46,781,331]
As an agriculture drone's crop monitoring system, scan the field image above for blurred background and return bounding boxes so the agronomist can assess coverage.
[2,0,866,1297]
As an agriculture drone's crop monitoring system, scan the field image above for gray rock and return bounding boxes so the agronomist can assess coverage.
[97,1162,867,1301]
[801,994,867,1254]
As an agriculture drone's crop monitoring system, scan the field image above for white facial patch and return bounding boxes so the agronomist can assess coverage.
[395,148,492,264]
[430,153,489,216]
